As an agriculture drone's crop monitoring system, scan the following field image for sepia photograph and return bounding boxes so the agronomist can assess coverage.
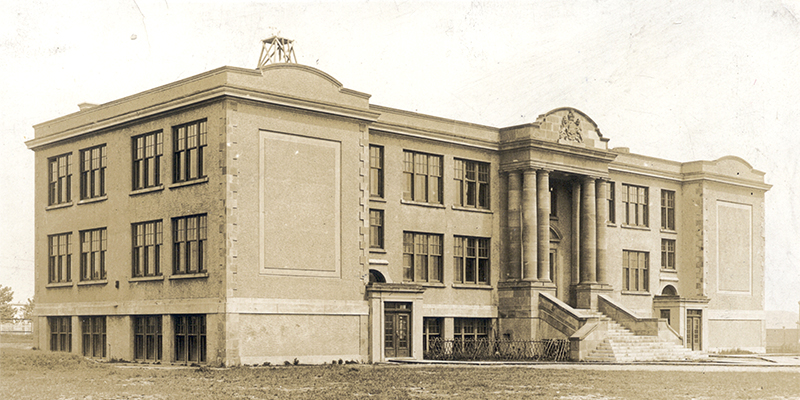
[2,1,800,398]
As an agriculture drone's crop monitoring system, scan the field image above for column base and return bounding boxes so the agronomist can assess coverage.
[575,283,613,310]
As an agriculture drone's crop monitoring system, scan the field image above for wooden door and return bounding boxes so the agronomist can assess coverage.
[384,302,411,358]
[686,310,702,351]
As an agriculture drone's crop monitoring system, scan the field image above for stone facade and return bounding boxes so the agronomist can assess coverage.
[27,64,770,365]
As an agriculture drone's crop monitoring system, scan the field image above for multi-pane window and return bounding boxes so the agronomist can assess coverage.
[133,131,163,190]
[133,220,163,277]
[369,209,384,250]
[80,145,107,199]
[134,316,163,362]
[369,145,384,198]
[48,153,72,205]
[173,120,207,183]
[49,316,71,352]
[661,239,676,270]
[607,182,616,224]
[402,232,443,283]
[622,250,649,292]
[661,190,675,230]
[454,159,489,209]
[175,314,206,363]
[423,317,442,355]
[550,183,557,217]
[48,233,72,284]
[454,318,491,341]
[454,236,490,285]
[81,316,106,358]
[80,228,107,281]
[173,215,207,275]
[403,151,442,204]
[622,184,649,227]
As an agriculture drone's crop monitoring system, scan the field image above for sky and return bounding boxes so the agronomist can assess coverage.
[1,0,799,312]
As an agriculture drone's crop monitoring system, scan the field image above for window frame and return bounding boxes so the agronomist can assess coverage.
[172,119,207,183]
[174,314,206,364]
[79,145,107,200]
[48,153,72,206]
[49,316,72,352]
[79,228,107,281]
[622,250,649,292]
[132,220,163,278]
[403,151,443,204]
[48,232,72,284]
[422,317,442,354]
[172,214,208,275]
[621,184,649,227]
[453,236,490,285]
[133,315,163,362]
[132,130,163,190]
[454,159,490,209]
[402,232,443,283]
[369,209,384,250]
[369,145,384,198]
[661,239,676,270]
[661,189,676,231]
[81,316,106,358]
[607,181,616,224]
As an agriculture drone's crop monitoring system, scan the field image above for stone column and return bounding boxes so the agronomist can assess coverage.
[596,179,609,285]
[507,171,522,280]
[571,181,581,286]
[521,170,538,281]
[580,177,597,284]
[537,170,551,282]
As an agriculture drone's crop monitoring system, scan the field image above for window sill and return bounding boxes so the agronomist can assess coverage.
[130,185,165,196]
[129,276,165,282]
[660,268,677,273]
[400,200,445,209]
[452,283,493,290]
[621,225,650,232]
[369,249,387,254]
[607,223,617,228]
[46,282,73,288]
[169,273,209,280]
[660,229,677,235]
[169,177,209,189]
[77,195,108,205]
[419,282,446,288]
[77,280,108,286]
[368,258,389,265]
[369,197,386,203]
[46,202,73,211]
[621,290,651,296]
[451,205,493,214]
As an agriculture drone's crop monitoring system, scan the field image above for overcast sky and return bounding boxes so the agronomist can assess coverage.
[2,1,798,312]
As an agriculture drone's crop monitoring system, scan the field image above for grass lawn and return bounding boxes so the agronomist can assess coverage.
[2,337,800,399]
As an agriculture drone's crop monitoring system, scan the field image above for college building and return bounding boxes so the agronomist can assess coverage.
[27,48,770,365]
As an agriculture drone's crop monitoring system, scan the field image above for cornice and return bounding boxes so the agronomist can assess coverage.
[500,138,618,163]
[370,104,498,131]
[370,122,499,152]
[610,163,771,191]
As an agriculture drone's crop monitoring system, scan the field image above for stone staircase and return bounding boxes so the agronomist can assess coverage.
[579,309,707,362]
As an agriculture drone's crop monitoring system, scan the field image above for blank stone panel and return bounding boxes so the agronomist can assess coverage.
[259,130,341,277]
[716,201,752,293]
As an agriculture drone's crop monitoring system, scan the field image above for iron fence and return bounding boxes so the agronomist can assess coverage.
[424,338,570,361]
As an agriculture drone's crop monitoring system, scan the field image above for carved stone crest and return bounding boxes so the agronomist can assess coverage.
[558,110,583,143]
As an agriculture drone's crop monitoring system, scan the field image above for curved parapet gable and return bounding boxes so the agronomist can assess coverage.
[682,155,769,189]
[500,107,609,151]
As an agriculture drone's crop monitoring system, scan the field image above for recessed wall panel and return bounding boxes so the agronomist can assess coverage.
[716,201,752,293]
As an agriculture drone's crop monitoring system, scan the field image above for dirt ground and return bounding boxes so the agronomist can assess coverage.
[2,335,800,399]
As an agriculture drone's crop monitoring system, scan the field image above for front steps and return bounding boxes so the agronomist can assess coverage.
[579,309,707,362]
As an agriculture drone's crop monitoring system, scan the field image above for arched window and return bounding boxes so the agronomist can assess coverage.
[369,269,386,284]
[661,285,678,296]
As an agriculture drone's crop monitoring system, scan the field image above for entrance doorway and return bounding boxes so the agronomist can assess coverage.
[686,309,702,351]
[384,302,411,358]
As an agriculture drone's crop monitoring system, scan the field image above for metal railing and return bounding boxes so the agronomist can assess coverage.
[424,338,570,361]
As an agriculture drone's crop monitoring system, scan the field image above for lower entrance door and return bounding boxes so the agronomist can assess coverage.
[686,310,702,351]
[384,302,411,358]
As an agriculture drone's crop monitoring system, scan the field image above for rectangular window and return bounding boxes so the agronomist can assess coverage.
[79,228,107,281]
[550,183,557,217]
[133,131,163,190]
[369,145,383,198]
[369,209,384,250]
[622,184,649,227]
[48,233,72,284]
[80,145,107,199]
[48,153,72,205]
[132,220,163,277]
[49,316,71,352]
[402,232,443,283]
[174,314,206,363]
[423,317,442,354]
[608,182,616,224]
[403,151,442,204]
[454,236,490,285]
[173,119,207,183]
[661,189,675,230]
[454,318,491,342]
[661,239,676,270]
[622,250,649,292]
[454,159,490,209]
[133,315,163,362]
[81,316,106,358]
[173,215,207,275]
